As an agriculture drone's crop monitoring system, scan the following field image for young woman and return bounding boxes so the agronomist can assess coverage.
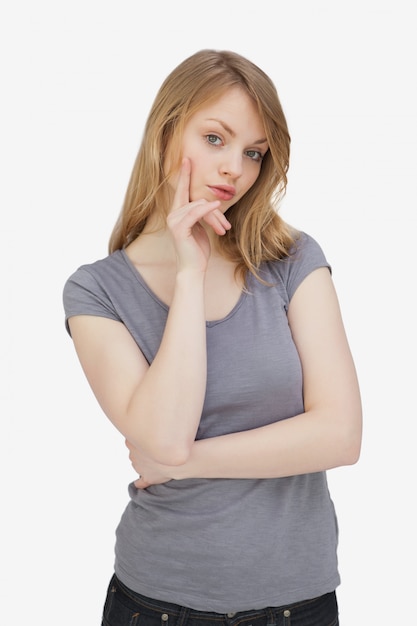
[63,49,362,626]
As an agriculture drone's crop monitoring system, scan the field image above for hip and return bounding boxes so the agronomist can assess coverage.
[102,575,339,626]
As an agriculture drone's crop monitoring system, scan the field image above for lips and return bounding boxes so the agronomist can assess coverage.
[208,185,236,201]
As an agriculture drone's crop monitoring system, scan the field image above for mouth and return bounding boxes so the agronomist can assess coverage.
[207,185,236,201]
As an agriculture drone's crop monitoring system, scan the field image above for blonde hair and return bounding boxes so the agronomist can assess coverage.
[109,49,297,281]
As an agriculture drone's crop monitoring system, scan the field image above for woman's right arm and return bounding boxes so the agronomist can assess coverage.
[68,270,206,467]
[68,160,230,466]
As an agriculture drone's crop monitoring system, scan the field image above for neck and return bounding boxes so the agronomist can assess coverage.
[140,213,226,260]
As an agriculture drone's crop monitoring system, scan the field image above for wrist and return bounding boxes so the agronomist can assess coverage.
[175,267,206,285]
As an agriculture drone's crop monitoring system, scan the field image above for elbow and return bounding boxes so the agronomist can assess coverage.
[328,435,361,470]
[341,437,361,466]
[149,438,193,467]
[337,414,362,467]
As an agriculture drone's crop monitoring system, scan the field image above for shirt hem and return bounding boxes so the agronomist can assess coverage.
[114,566,341,613]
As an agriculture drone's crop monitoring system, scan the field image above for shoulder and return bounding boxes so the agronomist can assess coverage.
[65,250,126,285]
[62,250,130,332]
[263,231,331,302]
[289,230,330,266]
[63,249,135,297]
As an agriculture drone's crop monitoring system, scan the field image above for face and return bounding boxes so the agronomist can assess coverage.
[165,87,269,212]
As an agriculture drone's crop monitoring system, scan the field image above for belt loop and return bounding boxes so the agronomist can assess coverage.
[266,608,276,626]
[175,605,190,626]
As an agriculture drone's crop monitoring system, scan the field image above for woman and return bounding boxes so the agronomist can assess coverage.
[63,49,362,626]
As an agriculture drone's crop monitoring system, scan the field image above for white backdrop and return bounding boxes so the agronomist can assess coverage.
[1,1,416,624]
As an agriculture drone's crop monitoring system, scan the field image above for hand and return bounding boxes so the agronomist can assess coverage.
[167,158,231,272]
[125,439,174,489]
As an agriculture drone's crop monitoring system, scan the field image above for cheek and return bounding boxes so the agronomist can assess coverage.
[243,167,262,194]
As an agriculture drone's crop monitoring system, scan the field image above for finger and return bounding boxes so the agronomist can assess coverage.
[171,158,191,212]
[202,209,232,235]
[167,197,221,233]
[134,475,149,490]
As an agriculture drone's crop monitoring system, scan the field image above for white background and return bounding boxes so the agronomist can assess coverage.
[1,1,416,623]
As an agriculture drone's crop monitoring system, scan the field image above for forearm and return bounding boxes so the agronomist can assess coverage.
[171,407,362,480]
[127,270,207,464]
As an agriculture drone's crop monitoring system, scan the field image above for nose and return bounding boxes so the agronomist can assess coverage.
[219,150,243,179]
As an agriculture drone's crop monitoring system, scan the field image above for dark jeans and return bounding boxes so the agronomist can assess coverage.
[101,575,339,626]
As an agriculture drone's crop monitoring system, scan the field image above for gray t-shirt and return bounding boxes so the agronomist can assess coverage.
[63,231,339,612]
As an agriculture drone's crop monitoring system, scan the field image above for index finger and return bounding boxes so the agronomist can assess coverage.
[171,158,191,211]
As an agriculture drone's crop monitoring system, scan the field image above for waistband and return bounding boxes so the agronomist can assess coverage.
[112,575,337,625]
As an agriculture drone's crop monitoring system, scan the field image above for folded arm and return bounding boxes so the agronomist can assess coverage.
[70,265,362,484]
[169,266,362,480]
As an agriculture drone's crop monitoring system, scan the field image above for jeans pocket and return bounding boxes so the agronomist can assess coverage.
[102,578,141,626]
[279,592,338,626]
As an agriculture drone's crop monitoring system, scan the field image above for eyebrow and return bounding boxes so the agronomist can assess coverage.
[206,118,268,145]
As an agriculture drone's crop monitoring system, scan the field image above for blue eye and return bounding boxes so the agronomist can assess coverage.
[246,150,263,162]
[206,134,222,146]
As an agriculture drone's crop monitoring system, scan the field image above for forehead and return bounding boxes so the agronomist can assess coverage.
[188,87,265,134]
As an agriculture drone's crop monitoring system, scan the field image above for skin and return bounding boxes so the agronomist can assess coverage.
[68,87,362,490]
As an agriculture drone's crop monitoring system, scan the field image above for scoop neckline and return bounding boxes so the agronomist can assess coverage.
[119,248,248,327]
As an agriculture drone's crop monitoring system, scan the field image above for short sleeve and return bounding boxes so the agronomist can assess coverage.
[284,232,331,302]
[63,267,122,336]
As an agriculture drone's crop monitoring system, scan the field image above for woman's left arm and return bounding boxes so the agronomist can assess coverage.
[170,266,362,480]
[128,267,362,485]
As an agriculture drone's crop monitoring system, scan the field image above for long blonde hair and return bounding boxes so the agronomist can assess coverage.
[109,49,297,281]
